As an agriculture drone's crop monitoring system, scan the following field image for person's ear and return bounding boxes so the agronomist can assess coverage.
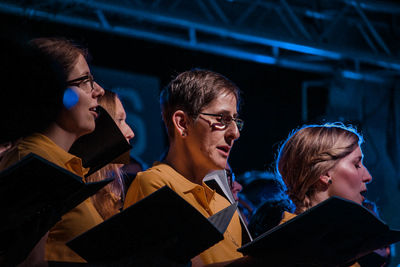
[319,172,332,186]
[172,110,189,137]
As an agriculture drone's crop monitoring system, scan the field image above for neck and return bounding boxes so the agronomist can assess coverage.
[309,191,330,209]
[164,142,208,185]
[42,123,79,151]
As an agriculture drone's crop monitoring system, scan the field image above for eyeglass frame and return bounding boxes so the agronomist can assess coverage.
[199,112,244,131]
[67,73,95,92]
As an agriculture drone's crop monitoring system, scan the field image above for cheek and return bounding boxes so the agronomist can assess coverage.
[69,100,86,118]
[334,168,361,194]
[345,169,362,188]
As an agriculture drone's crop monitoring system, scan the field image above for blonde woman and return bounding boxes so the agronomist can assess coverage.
[277,123,371,216]
[276,123,372,267]
[86,90,134,220]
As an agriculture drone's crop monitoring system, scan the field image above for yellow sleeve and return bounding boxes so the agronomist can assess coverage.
[123,169,170,209]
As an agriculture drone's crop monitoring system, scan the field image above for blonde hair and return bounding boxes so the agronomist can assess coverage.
[276,123,363,213]
[85,90,125,219]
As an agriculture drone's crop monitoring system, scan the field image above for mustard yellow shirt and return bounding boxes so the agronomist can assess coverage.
[124,162,243,265]
[0,133,103,262]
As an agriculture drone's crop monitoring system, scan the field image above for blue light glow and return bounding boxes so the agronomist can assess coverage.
[341,70,364,80]
[341,70,386,83]
[63,88,79,109]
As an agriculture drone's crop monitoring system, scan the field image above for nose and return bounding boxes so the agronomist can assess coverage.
[125,124,135,142]
[363,166,372,184]
[92,82,105,98]
[226,121,240,144]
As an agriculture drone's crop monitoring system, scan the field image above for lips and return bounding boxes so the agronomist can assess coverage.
[217,145,231,157]
[89,106,99,119]
[360,190,367,202]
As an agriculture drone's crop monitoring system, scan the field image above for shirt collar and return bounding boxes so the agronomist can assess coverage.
[25,133,89,177]
[154,162,216,202]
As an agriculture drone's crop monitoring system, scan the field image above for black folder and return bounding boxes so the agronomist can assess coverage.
[67,186,237,264]
[238,196,400,267]
[69,105,132,177]
[0,153,112,265]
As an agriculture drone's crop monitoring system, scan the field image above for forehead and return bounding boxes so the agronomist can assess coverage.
[203,91,238,113]
[68,54,90,79]
[344,146,363,160]
[115,97,126,115]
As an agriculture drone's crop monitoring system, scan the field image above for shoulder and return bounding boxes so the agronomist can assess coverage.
[136,162,186,185]
[14,134,55,160]
[124,163,177,208]
[135,163,173,184]
[0,138,43,170]
[131,163,179,194]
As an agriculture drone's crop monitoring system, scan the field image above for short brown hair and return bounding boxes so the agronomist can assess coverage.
[29,37,88,75]
[160,69,241,138]
[276,123,363,212]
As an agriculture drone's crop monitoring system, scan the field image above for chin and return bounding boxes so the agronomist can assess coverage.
[215,159,228,170]
[79,126,95,137]
[207,161,224,171]
[86,122,96,133]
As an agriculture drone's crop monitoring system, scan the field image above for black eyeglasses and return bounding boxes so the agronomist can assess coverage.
[199,112,244,131]
[67,74,95,93]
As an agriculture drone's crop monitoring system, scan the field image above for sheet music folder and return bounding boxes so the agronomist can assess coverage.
[238,196,400,266]
[0,153,112,264]
[69,105,132,177]
[204,170,253,244]
[67,186,237,264]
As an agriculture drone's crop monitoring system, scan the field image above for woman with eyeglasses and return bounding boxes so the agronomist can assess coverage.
[124,69,247,266]
[0,37,105,265]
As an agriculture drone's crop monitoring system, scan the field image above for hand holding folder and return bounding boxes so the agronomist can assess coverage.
[67,186,238,265]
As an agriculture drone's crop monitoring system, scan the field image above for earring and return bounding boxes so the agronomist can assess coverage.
[328,179,332,184]
[182,132,186,137]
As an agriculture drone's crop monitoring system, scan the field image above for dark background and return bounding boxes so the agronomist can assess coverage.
[1,7,400,265]
[0,13,325,173]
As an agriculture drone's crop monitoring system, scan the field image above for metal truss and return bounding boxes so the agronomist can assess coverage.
[1,0,400,82]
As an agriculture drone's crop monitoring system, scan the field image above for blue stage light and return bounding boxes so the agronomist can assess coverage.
[63,88,79,109]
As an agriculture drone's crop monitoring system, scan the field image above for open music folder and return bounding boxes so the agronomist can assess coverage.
[204,170,253,244]
[69,105,132,177]
[67,186,237,264]
[238,196,400,267]
[0,153,112,265]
